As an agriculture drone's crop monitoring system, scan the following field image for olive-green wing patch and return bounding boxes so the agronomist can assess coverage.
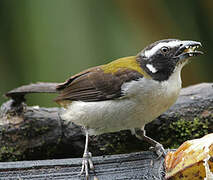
[55,57,145,103]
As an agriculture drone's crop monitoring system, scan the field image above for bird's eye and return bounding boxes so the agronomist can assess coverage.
[161,46,169,54]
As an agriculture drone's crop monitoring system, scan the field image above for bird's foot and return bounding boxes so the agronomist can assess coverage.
[149,143,167,158]
[79,152,96,180]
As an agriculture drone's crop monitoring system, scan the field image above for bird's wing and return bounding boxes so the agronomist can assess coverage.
[54,56,149,103]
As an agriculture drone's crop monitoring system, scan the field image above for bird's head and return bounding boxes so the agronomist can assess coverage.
[137,39,203,81]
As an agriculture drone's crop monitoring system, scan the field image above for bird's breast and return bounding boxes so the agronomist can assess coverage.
[121,72,182,124]
[61,71,182,135]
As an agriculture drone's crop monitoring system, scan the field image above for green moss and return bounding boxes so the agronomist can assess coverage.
[0,146,22,161]
[167,117,209,149]
[34,126,50,133]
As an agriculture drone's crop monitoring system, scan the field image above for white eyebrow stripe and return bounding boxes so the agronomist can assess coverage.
[144,41,180,58]
[146,64,157,73]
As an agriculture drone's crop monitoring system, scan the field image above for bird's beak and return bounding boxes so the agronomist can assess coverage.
[175,40,203,60]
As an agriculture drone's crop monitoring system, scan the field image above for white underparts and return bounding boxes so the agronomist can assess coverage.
[146,64,157,73]
[61,66,183,136]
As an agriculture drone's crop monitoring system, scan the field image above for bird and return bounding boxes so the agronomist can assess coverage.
[54,39,203,179]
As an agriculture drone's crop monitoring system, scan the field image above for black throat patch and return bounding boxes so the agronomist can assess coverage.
[136,55,176,82]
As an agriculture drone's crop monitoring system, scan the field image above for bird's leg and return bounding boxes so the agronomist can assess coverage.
[79,129,96,179]
[134,128,167,157]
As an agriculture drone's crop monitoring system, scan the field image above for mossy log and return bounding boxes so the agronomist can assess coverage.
[0,83,212,162]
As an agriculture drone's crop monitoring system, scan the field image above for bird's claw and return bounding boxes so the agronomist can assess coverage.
[79,152,95,179]
[149,143,167,158]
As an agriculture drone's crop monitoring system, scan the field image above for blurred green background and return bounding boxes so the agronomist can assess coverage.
[0,0,212,107]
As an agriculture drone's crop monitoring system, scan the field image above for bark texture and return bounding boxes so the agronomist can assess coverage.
[0,83,212,162]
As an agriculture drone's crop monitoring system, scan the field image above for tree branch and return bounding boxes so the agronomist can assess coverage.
[0,83,212,162]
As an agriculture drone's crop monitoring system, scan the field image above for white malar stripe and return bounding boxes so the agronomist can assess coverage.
[146,64,157,73]
[144,41,180,58]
